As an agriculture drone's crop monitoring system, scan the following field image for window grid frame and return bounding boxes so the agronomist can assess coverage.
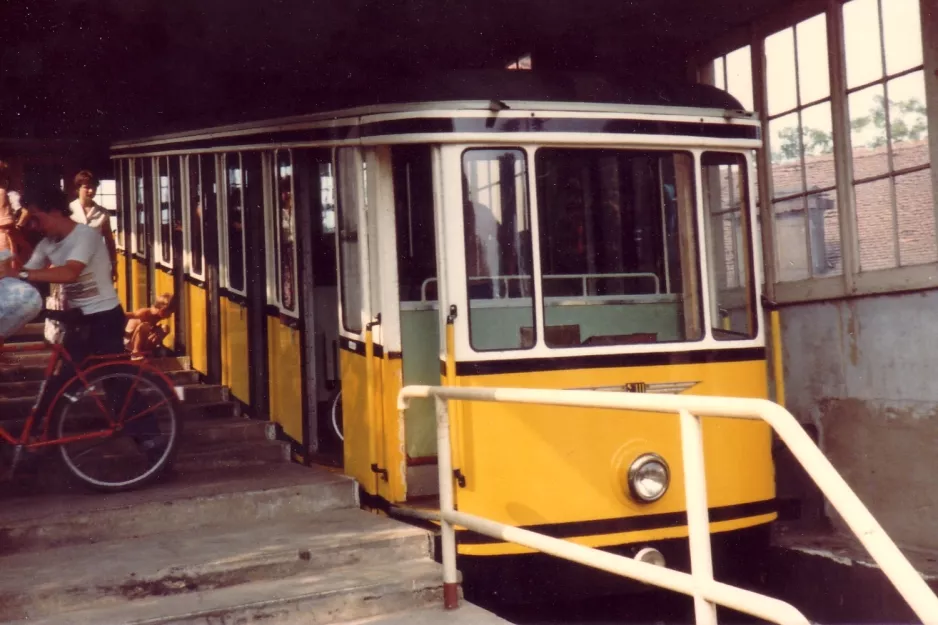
[702,0,936,303]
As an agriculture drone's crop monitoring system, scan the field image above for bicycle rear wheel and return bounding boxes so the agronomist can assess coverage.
[53,365,181,492]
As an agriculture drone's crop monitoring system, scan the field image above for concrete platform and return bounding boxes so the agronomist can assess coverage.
[0,462,504,624]
[342,603,513,624]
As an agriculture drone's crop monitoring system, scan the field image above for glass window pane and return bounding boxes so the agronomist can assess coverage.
[187,156,204,276]
[725,46,753,111]
[117,160,129,249]
[225,153,245,291]
[336,148,363,333]
[713,56,726,90]
[796,14,830,103]
[849,84,890,181]
[856,177,897,271]
[887,71,929,170]
[844,0,884,88]
[200,154,216,274]
[393,146,436,302]
[896,169,937,266]
[773,196,810,282]
[770,112,804,197]
[804,190,840,276]
[134,158,149,258]
[702,153,756,339]
[277,150,296,311]
[766,26,797,115]
[535,148,702,347]
[882,0,922,75]
[802,101,835,190]
[463,149,535,351]
[158,156,172,264]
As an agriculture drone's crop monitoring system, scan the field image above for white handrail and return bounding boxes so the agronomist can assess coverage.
[419,272,661,302]
[397,385,938,624]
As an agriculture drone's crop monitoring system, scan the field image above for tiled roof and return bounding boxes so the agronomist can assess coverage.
[769,140,934,273]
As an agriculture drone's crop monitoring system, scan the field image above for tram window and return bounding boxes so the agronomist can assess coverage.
[224,153,246,292]
[116,160,129,250]
[701,152,757,340]
[186,155,205,277]
[461,149,535,352]
[392,146,435,301]
[275,150,297,312]
[336,148,363,333]
[157,156,174,265]
[534,148,703,347]
[132,158,150,257]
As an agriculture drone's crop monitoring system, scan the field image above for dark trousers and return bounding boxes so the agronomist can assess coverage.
[48,305,159,439]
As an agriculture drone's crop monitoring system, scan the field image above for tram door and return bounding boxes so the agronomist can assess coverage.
[153,157,187,354]
[218,152,269,413]
[392,145,445,500]
[129,158,152,313]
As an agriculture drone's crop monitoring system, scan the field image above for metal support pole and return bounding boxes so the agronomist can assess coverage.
[435,396,460,609]
[680,409,718,625]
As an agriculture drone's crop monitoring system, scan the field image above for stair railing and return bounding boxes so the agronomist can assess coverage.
[397,385,938,624]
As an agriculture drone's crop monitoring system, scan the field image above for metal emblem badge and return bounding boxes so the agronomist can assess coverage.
[572,381,700,394]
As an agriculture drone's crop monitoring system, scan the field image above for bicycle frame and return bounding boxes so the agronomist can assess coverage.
[0,341,176,452]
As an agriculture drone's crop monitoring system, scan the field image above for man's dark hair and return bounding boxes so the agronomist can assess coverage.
[21,186,70,217]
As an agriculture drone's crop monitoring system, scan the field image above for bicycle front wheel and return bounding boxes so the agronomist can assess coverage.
[54,366,181,492]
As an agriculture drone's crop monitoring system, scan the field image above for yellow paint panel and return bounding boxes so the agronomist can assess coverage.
[457,512,778,556]
[154,270,175,348]
[450,360,774,534]
[116,254,129,310]
[131,259,148,311]
[267,317,304,443]
[379,357,406,502]
[340,348,377,494]
[221,297,250,404]
[186,283,208,375]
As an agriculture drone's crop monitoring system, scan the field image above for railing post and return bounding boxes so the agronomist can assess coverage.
[435,395,460,609]
[680,409,718,625]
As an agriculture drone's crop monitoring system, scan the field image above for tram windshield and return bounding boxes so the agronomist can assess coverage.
[534,148,703,348]
[461,147,755,351]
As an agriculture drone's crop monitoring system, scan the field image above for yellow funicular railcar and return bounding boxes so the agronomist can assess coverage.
[110,70,775,596]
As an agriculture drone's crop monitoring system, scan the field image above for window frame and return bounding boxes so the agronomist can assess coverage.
[154,155,176,269]
[267,148,300,317]
[446,143,763,361]
[130,157,150,259]
[220,152,249,296]
[697,0,938,305]
[182,154,208,281]
[114,159,127,251]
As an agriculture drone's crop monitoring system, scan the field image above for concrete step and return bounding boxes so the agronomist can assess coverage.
[173,439,291,473]
[339,604,512,624]
[0,511,432,621]
[0,464,357,555]
[8,557,446,625]
[0,386,233,428]
[181,418,274,448]
[0,379,223,402]
[0,364,199,385]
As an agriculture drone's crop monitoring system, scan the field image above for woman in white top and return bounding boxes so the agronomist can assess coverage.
[69,170,117,283]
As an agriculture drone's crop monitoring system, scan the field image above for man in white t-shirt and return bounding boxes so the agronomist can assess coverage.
[0,187,124,362]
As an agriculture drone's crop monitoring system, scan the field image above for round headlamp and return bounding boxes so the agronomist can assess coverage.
[628,453,670,503]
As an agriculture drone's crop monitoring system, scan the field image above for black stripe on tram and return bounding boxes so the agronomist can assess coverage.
[454,347,766,377]
[183,273,206,288]
[338,337,385,359]
[456,499,777,546]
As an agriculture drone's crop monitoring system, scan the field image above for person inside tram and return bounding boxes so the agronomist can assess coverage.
[463,187,501,299]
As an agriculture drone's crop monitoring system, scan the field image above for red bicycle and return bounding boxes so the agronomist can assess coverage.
[0,311,182,492]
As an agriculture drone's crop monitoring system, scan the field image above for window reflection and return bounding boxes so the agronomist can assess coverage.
[225,153,245,292]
